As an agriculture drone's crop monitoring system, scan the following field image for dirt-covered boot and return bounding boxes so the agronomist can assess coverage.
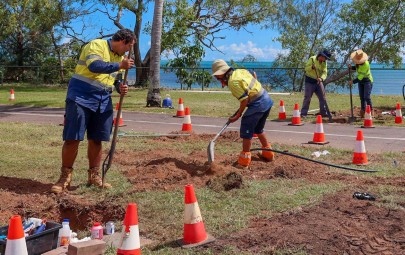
[51,167,73,194]
[360,110,365,118]
[87,167,112,188]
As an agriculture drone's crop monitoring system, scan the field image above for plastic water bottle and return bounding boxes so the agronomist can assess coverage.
[105,221,115,235]
[91,222,104,240]
[58,219,71,246]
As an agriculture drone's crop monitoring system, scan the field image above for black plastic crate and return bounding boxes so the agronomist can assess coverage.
[0,221,62,255]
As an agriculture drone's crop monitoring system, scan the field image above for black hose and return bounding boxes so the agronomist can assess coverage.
[250,148,378,173]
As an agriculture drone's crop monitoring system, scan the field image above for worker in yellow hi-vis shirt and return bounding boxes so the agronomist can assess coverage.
[51,29,135,194]
[212,59,274,168]
[349,49,374,118]
[301,49,332,118]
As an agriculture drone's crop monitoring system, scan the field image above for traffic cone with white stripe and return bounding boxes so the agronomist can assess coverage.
[5,215,28,255]
[288,103,304,126]
[309,115,329,144]
[361,105,375,128]
[113,103,126,127]
[174,98,185,117]
[182,107,192,132]
[278,100,286,120]
[352,130,368,165]
[178,184,215,248]
[117,203,141,255]
[9,89,15,101]
[395,103,403,124]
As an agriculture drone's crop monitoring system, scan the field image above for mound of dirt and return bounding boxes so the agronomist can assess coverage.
[210,190,405,254]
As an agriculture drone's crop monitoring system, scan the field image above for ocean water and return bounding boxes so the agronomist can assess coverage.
[128,61,405,95]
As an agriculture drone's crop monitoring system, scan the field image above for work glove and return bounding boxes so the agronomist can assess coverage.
[113,79,122,94]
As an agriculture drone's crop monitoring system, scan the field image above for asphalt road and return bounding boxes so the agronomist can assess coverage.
[1,104,405,153]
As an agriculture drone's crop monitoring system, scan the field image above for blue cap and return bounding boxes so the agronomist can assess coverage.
[318,49,332,60]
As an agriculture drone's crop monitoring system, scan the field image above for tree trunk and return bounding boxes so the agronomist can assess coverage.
[146,0,164,107]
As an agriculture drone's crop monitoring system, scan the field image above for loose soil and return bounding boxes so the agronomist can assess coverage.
[1,131,404,254]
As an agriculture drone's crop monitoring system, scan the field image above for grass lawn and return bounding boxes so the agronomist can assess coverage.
[0,83,405,254]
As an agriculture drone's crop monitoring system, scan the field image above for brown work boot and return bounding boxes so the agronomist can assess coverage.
[360,110,365,118]
[87,167,112,188]
[51,167,73,194]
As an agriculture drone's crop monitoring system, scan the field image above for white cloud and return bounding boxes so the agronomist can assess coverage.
[214,41,287,61]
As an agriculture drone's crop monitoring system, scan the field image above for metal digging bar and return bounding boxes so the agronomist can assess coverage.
[348,66,356,123]
[311,58,333,123]
[250,148,378,173]
[207,109,239,163]
[102,48,132,186]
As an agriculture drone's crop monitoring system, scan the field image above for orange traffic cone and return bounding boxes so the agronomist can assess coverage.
[174,98,185,117]
[352,130,368,165]
[113,103,126,127]
[9,89,15,101]
[5,215,28,255]
[309,115,329,144]
[395,103,403,124]
[288,103,304,126]
[278,100,286,120]
[361,105,375,128]
[178,184,215,248]
[182,107,192,132]
[116,203,141,255]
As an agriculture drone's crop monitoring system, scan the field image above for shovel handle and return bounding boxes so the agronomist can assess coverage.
[102,47,133,185]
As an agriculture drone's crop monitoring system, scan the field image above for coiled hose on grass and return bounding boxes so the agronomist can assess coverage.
[250,148,378,173]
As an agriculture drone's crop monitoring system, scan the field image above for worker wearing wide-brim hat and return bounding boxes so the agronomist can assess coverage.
[348,49,374,118]
[301,49,332,118]
[211,59,274,168]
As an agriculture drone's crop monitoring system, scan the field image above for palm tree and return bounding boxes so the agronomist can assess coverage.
[146,0,164,107]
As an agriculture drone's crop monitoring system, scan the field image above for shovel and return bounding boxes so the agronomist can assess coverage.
[102,48,132,186]
[207,110,239,163]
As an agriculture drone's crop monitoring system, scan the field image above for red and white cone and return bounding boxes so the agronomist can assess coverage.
[288,103,304,126]
[352,130,368,165]
[178,184,215,248]
[361,105,375,128]
[181,107,192,132]
[5,215,28,255]
[9,89,15,101]
[116,203,141,255]
[113,103,126,127]
[278,100,286,120]
[395,103,403,124]
[174,98,185,117]
[309,115,329,144]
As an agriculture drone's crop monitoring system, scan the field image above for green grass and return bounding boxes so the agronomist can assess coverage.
[1,84,405,254]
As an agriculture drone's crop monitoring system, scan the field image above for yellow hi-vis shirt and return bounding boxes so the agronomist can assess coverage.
[355,61,373,83]
[74,39,124,88]
[305,56,327,81]
[228,69,264,102]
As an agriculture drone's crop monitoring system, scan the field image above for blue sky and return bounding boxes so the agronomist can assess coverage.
[70,3,285,62]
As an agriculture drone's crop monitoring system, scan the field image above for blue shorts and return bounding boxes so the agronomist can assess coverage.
[63,99,113,141]
[240,108,271,139]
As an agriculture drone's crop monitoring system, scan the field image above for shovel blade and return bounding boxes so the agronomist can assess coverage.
[207,141,216,163]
